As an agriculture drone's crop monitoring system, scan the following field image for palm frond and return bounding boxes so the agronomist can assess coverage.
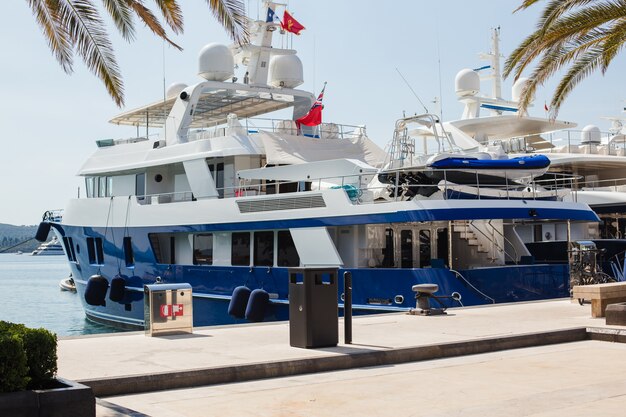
[507,0,626,114]
[56,0,124,106]
[550,47,604,112]
[101,0,136,41]
[600,18,626,71]
[204,0,249,45]
[26,0,74,73]
[126,0,182,50]
[152,0,184,34]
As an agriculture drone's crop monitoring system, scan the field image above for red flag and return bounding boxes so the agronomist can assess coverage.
[281,10,305,35]
[544,102,549,112]
[297,84,325,127]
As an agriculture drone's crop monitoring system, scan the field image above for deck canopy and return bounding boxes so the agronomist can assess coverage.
[451,115,576,141]
[109,87,303,128]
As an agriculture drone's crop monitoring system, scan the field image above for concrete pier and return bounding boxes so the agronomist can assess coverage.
[56,300,626,416]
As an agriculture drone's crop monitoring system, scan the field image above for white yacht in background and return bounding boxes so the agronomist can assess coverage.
[35,6,599,330]
[31,237,64,256]
[431,27,626,270]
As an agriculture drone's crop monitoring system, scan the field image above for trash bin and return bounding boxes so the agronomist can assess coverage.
[288,268,338,348]
[144,283,193,336]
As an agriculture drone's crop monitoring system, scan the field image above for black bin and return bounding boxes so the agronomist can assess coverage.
[288,268,338,348]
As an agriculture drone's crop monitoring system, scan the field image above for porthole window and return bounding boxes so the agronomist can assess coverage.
[155,174,163,183]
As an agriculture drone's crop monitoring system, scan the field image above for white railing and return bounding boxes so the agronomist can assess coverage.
[491,129,626,157]
[129,169,582,207]
[183,117,367,142]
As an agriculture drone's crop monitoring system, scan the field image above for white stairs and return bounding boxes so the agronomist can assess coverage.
[453,221,502,262]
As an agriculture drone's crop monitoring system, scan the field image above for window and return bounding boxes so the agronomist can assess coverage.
[123,237,134,267]
[400,230,413,268]
[136,173,146,200]
[62,237,76,262]
[106,176,113,197]
[254,231,274,266]
[208,162,224,198]
[85,177,95,198]
[231,232,250,266]
[277,231,299,267]
[193,234,213,265]
[419,230,431,268]
[98,177,107,197]
[382,228,394,268]
[87,237,104,264]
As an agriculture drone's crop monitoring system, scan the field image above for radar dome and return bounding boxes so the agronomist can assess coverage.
[581,124,601,144]
[455,69,480,97]
[166,82,188,98]
[269,54,304,88]
[511,77,530,102]
[198,43,234,81]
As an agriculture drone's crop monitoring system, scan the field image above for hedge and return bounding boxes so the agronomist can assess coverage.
[0,321,57,392]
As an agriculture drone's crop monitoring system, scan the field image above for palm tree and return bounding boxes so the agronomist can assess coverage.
[503,0,626,117]
[26,0,248,107]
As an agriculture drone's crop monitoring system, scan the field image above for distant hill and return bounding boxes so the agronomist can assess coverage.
[0,223,40,252]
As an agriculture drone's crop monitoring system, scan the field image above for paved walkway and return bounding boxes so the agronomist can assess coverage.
[55,299,626,416]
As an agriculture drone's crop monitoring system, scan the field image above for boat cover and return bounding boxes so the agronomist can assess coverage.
[260,131,387,168]
[429,154,550,170]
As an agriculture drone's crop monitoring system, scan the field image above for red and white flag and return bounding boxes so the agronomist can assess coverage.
[296,83,326,127]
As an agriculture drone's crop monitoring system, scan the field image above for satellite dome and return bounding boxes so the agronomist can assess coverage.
[269,54,304,88]
[455,69,480,97]
[166,82,188,98]
[511,77,530,102]
[581,124,601,144]
[198,43,234,81]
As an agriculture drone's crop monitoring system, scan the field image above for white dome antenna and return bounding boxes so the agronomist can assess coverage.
[581,125,601,144]
[268,55,304,88]
[198,43,234,81]
[455,69,480,97]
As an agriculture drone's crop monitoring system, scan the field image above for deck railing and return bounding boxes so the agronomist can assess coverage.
[131,168,582,206]
[491,128,626,157]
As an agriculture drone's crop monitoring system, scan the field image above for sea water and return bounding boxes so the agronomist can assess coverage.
[0,253,123,337]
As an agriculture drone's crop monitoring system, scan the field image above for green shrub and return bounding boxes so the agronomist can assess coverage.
[0,321,57,392]
[0,334,29,392]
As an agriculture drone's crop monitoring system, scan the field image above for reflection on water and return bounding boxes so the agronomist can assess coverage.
[0,254,125,337]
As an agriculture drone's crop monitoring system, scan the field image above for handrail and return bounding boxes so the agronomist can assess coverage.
[466,219,515,264]
[449,269,495,304]
[488,219,519,264]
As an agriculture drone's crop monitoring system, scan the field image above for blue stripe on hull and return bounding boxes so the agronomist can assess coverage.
[70,261,569,329]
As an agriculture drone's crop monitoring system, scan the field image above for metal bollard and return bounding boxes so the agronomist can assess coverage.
[344,271,352,344]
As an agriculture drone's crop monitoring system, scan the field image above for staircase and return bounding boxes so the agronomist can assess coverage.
[453,221,503,263]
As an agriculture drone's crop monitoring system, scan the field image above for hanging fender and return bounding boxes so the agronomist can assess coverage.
[85,274,109,306]
[228,286,251,319]
[245,289,270,322]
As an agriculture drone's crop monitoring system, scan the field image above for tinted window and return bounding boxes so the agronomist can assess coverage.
[193,234,213,265]
[231,232,250,266]
[254,231,274,266]
[277,231,299,267]
[136,173,145,200]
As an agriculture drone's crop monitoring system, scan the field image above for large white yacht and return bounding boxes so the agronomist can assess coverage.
[37,6,599,329]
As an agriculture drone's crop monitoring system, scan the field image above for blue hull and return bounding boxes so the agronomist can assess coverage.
[59,225,570,330]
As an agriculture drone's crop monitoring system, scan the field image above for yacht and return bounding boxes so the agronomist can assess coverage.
[36,5,599,330]
[31,237,64,256]
[429,27,626,271]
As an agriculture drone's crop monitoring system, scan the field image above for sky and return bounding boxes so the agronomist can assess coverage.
[1,1,625,226]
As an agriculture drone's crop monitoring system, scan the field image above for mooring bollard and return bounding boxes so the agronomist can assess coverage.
[344,271,352,344]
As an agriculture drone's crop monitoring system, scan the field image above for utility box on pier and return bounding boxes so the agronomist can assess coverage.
[144,283,193,336]
[288,268,338,348]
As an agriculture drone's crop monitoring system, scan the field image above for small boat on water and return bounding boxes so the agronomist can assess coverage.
[32,237,64,256]
[59,275,76,292]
